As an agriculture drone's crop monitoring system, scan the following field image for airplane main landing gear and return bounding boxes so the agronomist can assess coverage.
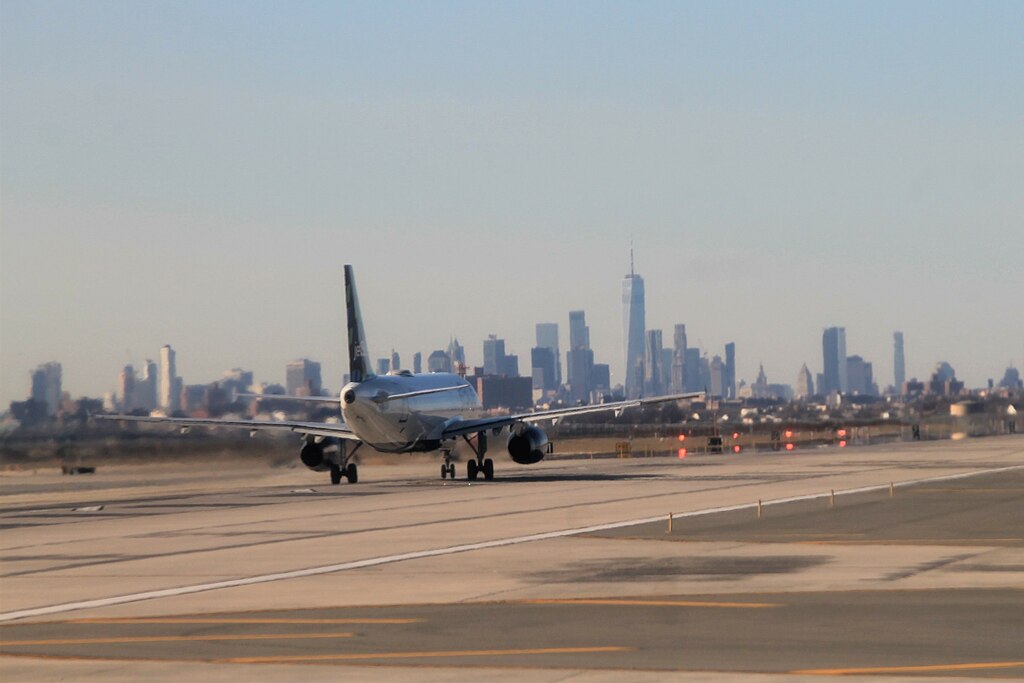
[463,433,494,481]
[440,452,456,480]
[329,442,361,485]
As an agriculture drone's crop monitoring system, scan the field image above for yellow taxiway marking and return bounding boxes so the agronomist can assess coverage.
[794,661,1024,675]
[0,632,354,646]
[69,617,418,625]
[524,598,780,608]
[224,645,630,663]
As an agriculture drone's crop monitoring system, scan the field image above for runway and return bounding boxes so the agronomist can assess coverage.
[2,436,1022,680]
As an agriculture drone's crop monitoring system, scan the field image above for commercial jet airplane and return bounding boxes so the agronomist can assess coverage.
[98,266,702,485]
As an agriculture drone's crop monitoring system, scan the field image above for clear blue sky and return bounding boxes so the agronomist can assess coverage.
[2,1,1022,405]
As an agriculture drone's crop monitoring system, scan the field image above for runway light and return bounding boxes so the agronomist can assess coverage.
[733,445,742,453]
[785,443,795,451]
[677,448,687,459]
[838,440,847,448]
[677,434,686,442]
[837,428,847,437]
[784,430,794,439]
[732,432,740,440]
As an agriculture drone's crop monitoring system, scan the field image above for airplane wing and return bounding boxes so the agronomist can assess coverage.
[93,414,359,441]
[237,393,340,404]
[439,391,704,440]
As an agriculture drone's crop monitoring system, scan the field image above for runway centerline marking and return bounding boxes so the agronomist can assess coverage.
[2,464,1020,623]
[0,632,354,646]
[793,661,1024,675]
[69,617,418,625]
[524,599,780,608]
[222,645,631,663]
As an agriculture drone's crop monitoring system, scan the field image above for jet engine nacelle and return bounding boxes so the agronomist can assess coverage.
[300,441,329,471]
[507,425,548,465]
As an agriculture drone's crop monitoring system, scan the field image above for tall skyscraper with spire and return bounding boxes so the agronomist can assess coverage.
[622,244,646,398]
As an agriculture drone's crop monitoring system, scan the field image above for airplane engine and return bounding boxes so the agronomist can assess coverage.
[300,441,330,471]
[507,425,548,465]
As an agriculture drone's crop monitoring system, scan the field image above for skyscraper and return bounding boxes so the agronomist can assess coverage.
[139,360,158,411]
[671,324,687,393]
[483,335,506,375]
[622,247,646,398]
[30,362,62,416]
[159,345,180,412]
[568,311,589,351]
[821,327,848,394]
[567,310,593,403]
[535,323,561,386]
[286,358,323,396]
[796,363,814,398]
[412,351,422,374]
[893,331,905,392]
[530,346,556,391]
[710,355,725,398]
[390,349,401,372]
[644,329,664,396]
[119,365,136,411]
[724,342,736,399]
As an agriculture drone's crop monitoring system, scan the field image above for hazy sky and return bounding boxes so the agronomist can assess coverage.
[2,1,1022,406]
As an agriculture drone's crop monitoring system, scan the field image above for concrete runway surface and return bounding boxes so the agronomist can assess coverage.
[1,436,1022,681]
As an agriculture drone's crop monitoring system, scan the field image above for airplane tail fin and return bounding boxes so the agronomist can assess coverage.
[345,265,373,383]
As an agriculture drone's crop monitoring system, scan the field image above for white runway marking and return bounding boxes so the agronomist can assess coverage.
[2,465,1020,623]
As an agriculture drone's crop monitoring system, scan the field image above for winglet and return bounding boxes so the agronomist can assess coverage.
[345,265,373,383]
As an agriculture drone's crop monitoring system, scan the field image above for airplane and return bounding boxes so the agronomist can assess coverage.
[97,266,703,485]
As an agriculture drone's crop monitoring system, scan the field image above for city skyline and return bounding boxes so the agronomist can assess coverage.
[3,2,1022,406]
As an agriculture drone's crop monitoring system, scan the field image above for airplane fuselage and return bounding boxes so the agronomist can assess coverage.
[340,372,481,452]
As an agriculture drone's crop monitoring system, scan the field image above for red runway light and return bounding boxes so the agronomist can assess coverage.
[732,432,740,440]
[677,434,686,442]
[677,448,687,459]
[785,443,795,451]
[838,440,847,448]
[733,445,742,453]
[837,428,847,437]
[784,430,794,439]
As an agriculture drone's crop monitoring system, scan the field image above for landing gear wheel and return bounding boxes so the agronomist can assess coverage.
[482,458,494,481]
[447,463,456,479]
[441,463,448,479]
[467,459,478,481]
[330,463,342,485]
[344,463,358,484]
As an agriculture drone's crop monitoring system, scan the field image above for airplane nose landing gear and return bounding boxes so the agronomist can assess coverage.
[440,451,456,479]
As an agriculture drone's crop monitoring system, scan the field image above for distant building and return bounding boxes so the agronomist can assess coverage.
[622,248,646,399]
[159,345,180,412]
[286,358,322,396]
[476,375,533,410]
[375,358,390,376]
[684,348,701,392]
[796,363,814,398]
[671,324,687,393]
[412,352,422,374]
[567,310,593,403]
[644,329,664,396]
[893,331,905,391]
[709,355,725,398]
[821,327,848,394]
[846,355,876,396]
[483,335,505,376]
[929,362,963,396]
[591,363,611,396]
[447,338,466,370]
[390,349,401,372]
[139,360,158,411]
[724,342,736,399]
[535,323,562,386]
[30,362,63,416]
[118,365,136,411]
[220,368,254,401]
[530,347,556,391]
[427,349,452,373]
[998,366,1022,390]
